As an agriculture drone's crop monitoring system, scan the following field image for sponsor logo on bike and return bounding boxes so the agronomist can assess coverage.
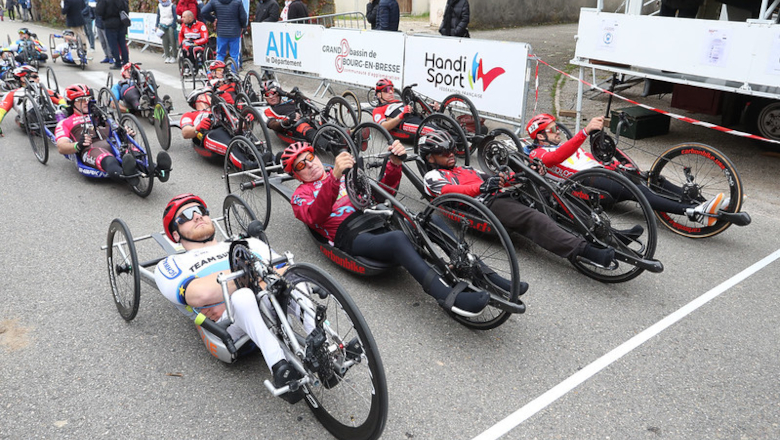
[319,245,366,274]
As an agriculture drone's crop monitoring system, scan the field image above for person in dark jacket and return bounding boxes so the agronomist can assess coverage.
[659,0,702,18]
[62,0,88,50]
[286,0,308,21]
[439,0,469,37]
[376,0,398,31]
[366,0,379,29]
[82,1,96,50]
[200,0,247,69]
[6,0,16,21]
[254,0,279,22]
[96,0,129,69]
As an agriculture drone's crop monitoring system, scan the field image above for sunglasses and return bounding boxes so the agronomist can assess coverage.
[29,75,39,79]
[176,205,210,225]
[545,125,559,134]
[293,152,315,172]
[381,86,394,93]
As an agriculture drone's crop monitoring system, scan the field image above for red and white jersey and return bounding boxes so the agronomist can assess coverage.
[372,99,404,124]
[180,109,210,127]
[528,129,601,181]
[178,20,208,45]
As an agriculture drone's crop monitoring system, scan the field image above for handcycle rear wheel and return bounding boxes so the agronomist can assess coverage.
[120,114,155,198]
[282,263,388,440]
[45,66,59,94]
[351,122,394,184]
[421,193,522,329]
[415,113,471,164]
[440,93,483,140]
[106,218,141,321]
[222,193,258,238]
[648,143,743,238]
[241,69,265,104]
[22,94,49,164]
[239,105,273,161]
[340,90,362,125]
[563,167,657,283]
[323,96,359,131]
[224,136,272,230]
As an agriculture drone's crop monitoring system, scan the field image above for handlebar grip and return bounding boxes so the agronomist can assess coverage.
[194,313,237,355]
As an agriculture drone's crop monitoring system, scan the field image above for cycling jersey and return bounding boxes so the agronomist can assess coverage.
[180,110,231,157]
[372,99,423,140]
[264,101,315,143]
[0,86,64,125]
[528,129,603,181]
[111,79,142,109]
[291,164,401,243]
[55,113,115,172]
[423,165,488,199]
[178,20,209,45]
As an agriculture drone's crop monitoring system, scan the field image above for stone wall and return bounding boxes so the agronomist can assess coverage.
[469,0,624,28]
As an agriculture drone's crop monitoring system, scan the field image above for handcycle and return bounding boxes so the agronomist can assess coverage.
[104,63,174,121]
[48,30,88,70]
[0,47,21,92]
[224,123,526,330]
[12,34,47,69]
[103,194,388,440]
[180,54,238,99]
[17,66,61,164]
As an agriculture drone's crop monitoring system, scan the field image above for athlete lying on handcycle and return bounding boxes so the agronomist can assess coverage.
[50,29,86,66]
[282,140,497,314]
[0,66,65,136]
[372,78,434,143]
[263,82,316,144]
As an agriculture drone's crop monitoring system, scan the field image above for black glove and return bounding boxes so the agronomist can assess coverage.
[480,176,502,194]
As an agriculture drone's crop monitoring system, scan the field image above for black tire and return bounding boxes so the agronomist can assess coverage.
[224,56,237,73]
[351,122,394,184]
[415,113,471,165]
[153,103,172,151]
[22,94,49,164]
[563,167,657,283]
[49,34,57,63]
[97,86,122,124]
[106,71,114,89]
[75,35,86,70]
[233,91,253,114]
[440,93,483,139]
[422,194,522,329]
[241,69,265,104]
[282,263,388,440]
[222,193,258,238]
[180,58,202,99]
[477,128,524,176]
[323,96,359,131]
[366,88,379,107]
[401,87,434,119]
[341,90,362,125]
[143,70,160,109]
[106,218,141,321]
[239,105,273,161]
[224,136,271,230]
[45,66,59,94]
[312,123,357,164]
[121,114,155,198]
[648,143,743,238]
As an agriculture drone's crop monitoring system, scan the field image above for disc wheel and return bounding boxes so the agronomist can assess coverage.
[45,66,59,94]
[283,263,388,440]
[22,94,49,164]
[323,96,359,131]
[120,114,154,198]
[341,90,362,125]
[153,103,172,151]
[563,167,657,283]
[222,193,258,238]
[440,93,483,140]
[239,105,273,162]
[648,143,743,238]
[422,193,522,329]
[49,34,57,63]
[106,218,140,321]
[97,86,122,124]
[415,113,471,164]
[224,136,271,230]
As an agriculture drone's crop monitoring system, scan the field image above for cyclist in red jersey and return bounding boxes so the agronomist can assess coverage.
[263,82,316,144]
[0,66,65,136]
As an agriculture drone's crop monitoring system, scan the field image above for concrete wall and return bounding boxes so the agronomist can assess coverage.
[452,0,623,29]
[335,0,429,16]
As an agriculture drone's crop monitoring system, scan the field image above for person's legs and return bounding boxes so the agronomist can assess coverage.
[162,26,176,60]
[117,27,129,64]
[228,288,286,371]
[72,26,88,52]
[97,27,111,60]
[104,28,121,67]
[216,36,227,61]
[227,36,240,69]
[84,20,95,49]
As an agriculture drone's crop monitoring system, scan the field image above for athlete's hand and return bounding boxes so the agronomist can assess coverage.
[332,151,355,180]
[196,116,212,132]
[480,176,502,194]
[399,105,412,119]
[387,140,406,165]
[584,116,604,135]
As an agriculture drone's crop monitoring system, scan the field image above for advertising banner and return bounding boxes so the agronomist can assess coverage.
[319,29,405,89]
[252,23,324,74]
[128,12,162,45]
[404,35,529,119]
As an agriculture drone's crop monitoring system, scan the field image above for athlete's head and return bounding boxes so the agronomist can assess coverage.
[375,78,394,104]
[163,193,215,244]
[282,142,323,182]
[120,63,135,79]
[65,83,93,115]
[18,28,30,39]
[182,10,195,25]
[13,65,38,85]
[263,81,281,105]
[419,129,457,169]
[186,87,211,110]
[526,113,561,146]
[209,60,226,78]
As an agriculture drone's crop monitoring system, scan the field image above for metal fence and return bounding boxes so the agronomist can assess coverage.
[283,11,368,29]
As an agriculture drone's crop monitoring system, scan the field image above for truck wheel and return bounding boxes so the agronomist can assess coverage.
[749,99,780,143]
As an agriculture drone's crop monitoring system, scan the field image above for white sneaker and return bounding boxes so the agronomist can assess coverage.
[686,192,725,227]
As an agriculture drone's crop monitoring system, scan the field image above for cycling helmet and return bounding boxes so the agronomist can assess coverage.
[209,60,226,71]
[417,129,455,159]
[18,28,30,35]
[63,29,76,37]
[281,142,315,174]
[186,87,211,108]
[120,62,136,77]
[13,65,37,79]
[526,113,556,140]
[163,193,208,242]
[375,78,394,93]
[65,83,93,103]
[262,81,281,96]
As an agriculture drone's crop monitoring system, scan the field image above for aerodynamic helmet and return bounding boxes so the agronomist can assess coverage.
[375,77,394,93]
[186,87,211,109]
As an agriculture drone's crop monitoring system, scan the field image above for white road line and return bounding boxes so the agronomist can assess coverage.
[473,248,780,440]
[76,69,181,90]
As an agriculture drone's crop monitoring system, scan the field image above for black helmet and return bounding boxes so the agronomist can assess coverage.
[18,28,30,35]
[417,129,455,159]
[63,29,76,37]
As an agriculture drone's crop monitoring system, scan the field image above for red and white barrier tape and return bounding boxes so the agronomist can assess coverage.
[533,56,780,146]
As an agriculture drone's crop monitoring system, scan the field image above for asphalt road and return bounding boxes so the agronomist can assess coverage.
[1,19,779,440]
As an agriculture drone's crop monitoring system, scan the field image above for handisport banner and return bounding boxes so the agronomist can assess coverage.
[128,12,162,46]
[403,35,529,119]
[318,29,405,89]
[251,22,323,74]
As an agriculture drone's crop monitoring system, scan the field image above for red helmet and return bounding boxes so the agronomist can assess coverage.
[12,65,37,80]
[281,142,315,174]
[65,84,93,103]
[163,193,208,242]
[375,78,394,93]
[120,63,136,77]
[526,113,556,140]
[209,60,226,71]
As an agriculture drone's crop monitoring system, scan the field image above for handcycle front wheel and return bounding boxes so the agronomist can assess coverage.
[440,93,483,140]
[415,113,471,164]
[312,123,357,164]
[241,69,265,104]
[421,193,522,330]
[340,90,362,125]
[97,86,122,124]
[563,167,657,283]
[323,96,359,131]
[239,105,274,162]
[45,66,59,94]
[224,136,272,231]
[648,143,744,238]
[106,218,141,321]
[222,193,259,239]
[120,113,154,198]
[476,127,525,176]
[22,94,49,164]
[282,263,388,440]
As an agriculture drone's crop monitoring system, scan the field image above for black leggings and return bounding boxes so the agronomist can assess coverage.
[590,176,692,214]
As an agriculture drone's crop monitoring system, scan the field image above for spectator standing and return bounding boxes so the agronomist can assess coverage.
[439,0,469,37]
[156,0,177,63]
[376,0,398,31]
[5,0,15,21]
[96,0,129,70]
[19,0,28,21]
[94,3,112,63]
[82,1,96,50]
[200,0,247,69]
[176,0,197,22]
[62,0,88,50]
[286,0,308,21]
[366,0,379,29]
[659,0,702,18]
[254,0,279,23]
